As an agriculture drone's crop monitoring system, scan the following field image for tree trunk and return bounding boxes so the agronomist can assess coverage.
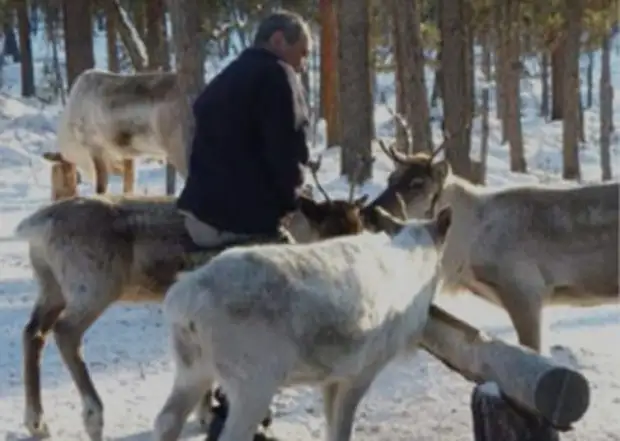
[493,0,505,124]
[480,30,491,184]
[167,0,205,101]
[430,1,443,109]
[440,0,472,179]
[104,0,120,72]
[3,14,20,62]
[319,0,341,148]
[551,36,565,121]
[504,0,526,172]
[599,32,613,181]
[167,0,205,168]
[562,0,583,180]
[392,13,408,152]
[586,50,594,108]
[540,52,549,117]
[390,0,433,153]
[337,0,373,183]
[146,0,169,70]
[15,0,35,97]
[63,0,95,89]
[107,0,148,71]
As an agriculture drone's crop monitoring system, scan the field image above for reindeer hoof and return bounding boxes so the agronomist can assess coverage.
[24,409,51,438]
[195,401,213,431]
[82,402,104,441]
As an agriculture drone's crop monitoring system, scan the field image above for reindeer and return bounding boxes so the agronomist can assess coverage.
[152,204,452,441]
[53,69,190,194]
[377,139,619,354]
[15,150,379,440]
[17,147,435,441]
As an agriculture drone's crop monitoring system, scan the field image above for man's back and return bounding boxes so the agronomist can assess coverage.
[178,47,309,236]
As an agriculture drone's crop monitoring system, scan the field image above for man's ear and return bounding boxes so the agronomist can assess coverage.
[298,194,326,224]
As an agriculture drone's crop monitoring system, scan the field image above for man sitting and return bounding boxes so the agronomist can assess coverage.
[177,10,312,248]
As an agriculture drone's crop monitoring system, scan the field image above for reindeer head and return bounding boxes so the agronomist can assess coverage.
[289,154,373,241]
[376,139,452,219]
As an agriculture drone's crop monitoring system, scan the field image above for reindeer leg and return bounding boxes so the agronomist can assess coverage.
[324,372,377,441]
[322,382,339,429]
[23,253,66,438]
[193,389,214,431]
[23,304,65,436]
[155,324,213,441]
[92,156,109,194]
[216,373,280,441]
[52,301,111,441]
[493,262,546,353]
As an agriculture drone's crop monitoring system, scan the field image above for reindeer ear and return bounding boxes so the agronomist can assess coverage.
[298,195,326,224]
[371,206,406,236]
[353,194,369,208]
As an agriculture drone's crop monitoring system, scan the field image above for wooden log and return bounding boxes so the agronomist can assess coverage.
[421,305,590,429]
[122,158,135,193]
[165,162,176,195]
[45,153,78,201]
[471,382,560,441]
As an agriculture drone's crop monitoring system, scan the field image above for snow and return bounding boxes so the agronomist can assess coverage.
[0,29,619,441]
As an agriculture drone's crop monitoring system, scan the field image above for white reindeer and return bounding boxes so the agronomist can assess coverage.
[54,68,190,194]
[152,206,452,441]
[379,142,619,353]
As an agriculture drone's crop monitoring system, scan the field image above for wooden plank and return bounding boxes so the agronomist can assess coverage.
[421,304,590,429]
[122,158,135,193]
[44,152,78,200]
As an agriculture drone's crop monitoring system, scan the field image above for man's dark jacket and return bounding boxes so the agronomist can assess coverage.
[177,48,310,235]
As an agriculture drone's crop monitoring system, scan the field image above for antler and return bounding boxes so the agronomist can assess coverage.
[348,154,375,203]
[377,138,409,165]
[306,155,332,203]
[429,122,473,161]
[379,91,412,153]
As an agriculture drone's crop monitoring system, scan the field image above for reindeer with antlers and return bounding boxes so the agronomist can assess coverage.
[375,129,619,355]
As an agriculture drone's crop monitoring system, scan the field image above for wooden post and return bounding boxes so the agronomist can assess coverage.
[319,0,341,147]
[421,305,590,429]
[122,158,135,193]
[471,382,560,441]
[45,153,78,201]
[165,162,176,195]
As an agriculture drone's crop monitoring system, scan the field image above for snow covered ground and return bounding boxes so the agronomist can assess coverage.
[0,30,619,441]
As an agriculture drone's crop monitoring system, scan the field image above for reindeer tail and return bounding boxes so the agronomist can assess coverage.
[14,203,61,243]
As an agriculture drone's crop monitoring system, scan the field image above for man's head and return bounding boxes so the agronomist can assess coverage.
[253,10,311,73]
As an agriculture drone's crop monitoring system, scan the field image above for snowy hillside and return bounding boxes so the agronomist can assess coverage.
[0,30,618,441]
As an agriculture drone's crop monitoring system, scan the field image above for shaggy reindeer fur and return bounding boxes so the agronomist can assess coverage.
[55,69,189,193]
[381,145,619,353]
[14,191,369,441]
[152,208,452,441]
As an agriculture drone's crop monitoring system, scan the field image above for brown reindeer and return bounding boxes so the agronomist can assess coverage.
[378,139,619,354]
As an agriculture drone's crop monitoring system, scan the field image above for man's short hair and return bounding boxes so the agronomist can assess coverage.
[253,10,310,46]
